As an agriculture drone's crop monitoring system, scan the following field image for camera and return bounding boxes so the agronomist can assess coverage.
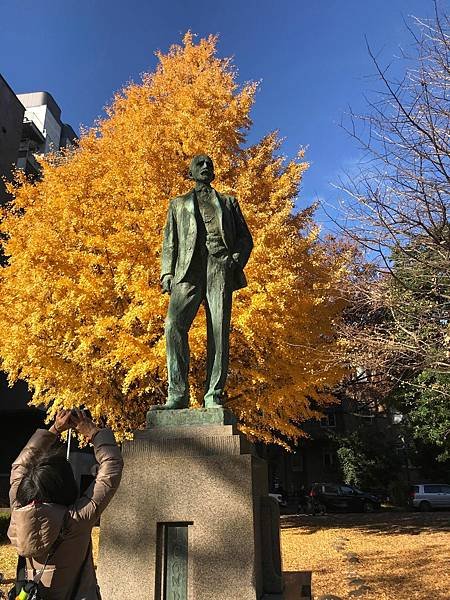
[71,407,92,419]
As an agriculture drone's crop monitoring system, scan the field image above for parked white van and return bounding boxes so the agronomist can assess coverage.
[410,484,450,511]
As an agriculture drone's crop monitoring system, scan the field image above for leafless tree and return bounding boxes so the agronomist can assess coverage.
[328,3,450,393]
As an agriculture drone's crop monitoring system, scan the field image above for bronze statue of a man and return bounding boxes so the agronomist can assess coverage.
[157,155,253,409]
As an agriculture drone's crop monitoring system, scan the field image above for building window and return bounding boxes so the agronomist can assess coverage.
[291,452,303,472]
[322,449,336,467]
[320,412,336,428]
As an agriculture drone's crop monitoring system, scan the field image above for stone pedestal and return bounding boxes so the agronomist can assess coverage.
[97,408,283,600]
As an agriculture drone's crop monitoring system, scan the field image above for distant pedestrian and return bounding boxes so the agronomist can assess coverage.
[8,408,123,600]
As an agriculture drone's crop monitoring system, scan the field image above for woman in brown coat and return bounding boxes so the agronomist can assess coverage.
[8,409,124,600]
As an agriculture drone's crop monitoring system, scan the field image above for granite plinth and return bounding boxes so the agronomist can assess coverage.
[98,411,282,600]
[262,572,312,599]
[146,406,237,428]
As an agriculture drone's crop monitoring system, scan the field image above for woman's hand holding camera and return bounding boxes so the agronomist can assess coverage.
[50,408,100,441]
[70,408,100,441]
[49,409,73,436]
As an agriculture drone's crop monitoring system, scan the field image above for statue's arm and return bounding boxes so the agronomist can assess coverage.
[230,197,253,269]
[161,200,178,282]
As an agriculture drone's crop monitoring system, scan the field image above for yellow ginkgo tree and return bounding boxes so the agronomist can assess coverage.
[0,33,349,445]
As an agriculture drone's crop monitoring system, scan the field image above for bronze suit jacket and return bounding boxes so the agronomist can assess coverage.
[161,188,253,291]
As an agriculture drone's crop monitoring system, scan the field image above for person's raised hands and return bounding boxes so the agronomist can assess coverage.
[70,408,100,441]
[49,409,73,436]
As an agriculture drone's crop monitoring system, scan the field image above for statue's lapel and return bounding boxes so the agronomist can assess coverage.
[185,190,195,215]
[185,190,197,237]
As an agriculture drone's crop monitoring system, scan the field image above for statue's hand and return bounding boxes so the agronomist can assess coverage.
[161,274,173,294]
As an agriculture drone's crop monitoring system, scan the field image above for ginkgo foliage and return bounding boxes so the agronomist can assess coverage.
[0,33,348,445]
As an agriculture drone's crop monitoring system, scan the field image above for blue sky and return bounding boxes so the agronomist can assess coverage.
[0,0,438,228]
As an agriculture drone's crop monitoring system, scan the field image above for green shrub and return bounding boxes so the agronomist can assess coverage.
[0,511,10,542]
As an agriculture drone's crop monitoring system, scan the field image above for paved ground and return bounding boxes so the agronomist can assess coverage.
[280,510,450,600]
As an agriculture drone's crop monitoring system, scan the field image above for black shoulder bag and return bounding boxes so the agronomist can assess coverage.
[8,533,64,600]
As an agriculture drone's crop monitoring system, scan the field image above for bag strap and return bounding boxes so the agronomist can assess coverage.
[31,512,68,584]
[15,513,92,599]
[14,510,68,587]
[16,554,27,585]
[13,527,65,596]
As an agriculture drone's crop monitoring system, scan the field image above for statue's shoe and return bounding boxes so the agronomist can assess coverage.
[204,400,223,408]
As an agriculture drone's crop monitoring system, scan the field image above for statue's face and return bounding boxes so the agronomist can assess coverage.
[189,155,215,184]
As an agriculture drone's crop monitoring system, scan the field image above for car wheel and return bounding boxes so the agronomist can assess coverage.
[363,501,375,513]
[419,501,432,512]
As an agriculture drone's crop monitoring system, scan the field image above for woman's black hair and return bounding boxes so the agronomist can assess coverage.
[16,447,79,507]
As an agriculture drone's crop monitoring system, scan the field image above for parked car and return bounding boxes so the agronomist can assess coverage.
[365,488,390,504]
[410,483,450,511]
[307,483,381,513]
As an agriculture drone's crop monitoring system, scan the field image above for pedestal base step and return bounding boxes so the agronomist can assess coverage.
[262,571,312,600]
[146,406,236,428]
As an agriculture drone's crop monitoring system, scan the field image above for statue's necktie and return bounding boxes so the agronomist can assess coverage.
[197,187,215,225]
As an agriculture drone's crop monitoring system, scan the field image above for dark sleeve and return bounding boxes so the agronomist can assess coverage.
[160,199,178,279]
[9,430,59,508]
[231,197,253,269]
[72,429,124,526]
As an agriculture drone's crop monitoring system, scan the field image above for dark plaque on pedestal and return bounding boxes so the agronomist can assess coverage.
[164,524,188,600]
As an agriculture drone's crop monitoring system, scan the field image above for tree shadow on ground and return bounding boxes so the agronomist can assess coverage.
[281,510,450,535]
[353,546,450,600]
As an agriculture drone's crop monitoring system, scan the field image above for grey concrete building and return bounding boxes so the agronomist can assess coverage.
[0,79,78,198]
[0,74,25,204]
[16,91,77,178]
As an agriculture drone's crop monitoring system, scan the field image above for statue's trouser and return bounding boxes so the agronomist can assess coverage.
[165,254,233,407]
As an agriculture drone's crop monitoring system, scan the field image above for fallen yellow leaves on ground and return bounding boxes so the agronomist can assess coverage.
[281,511,450,599]
[0,542,16,593]
[2,515,448,598]
[283,524,348,597]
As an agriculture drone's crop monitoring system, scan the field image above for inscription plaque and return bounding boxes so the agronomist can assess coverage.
[164,524,189,600]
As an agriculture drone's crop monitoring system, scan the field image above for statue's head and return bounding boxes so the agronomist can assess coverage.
[189,155,215,184]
